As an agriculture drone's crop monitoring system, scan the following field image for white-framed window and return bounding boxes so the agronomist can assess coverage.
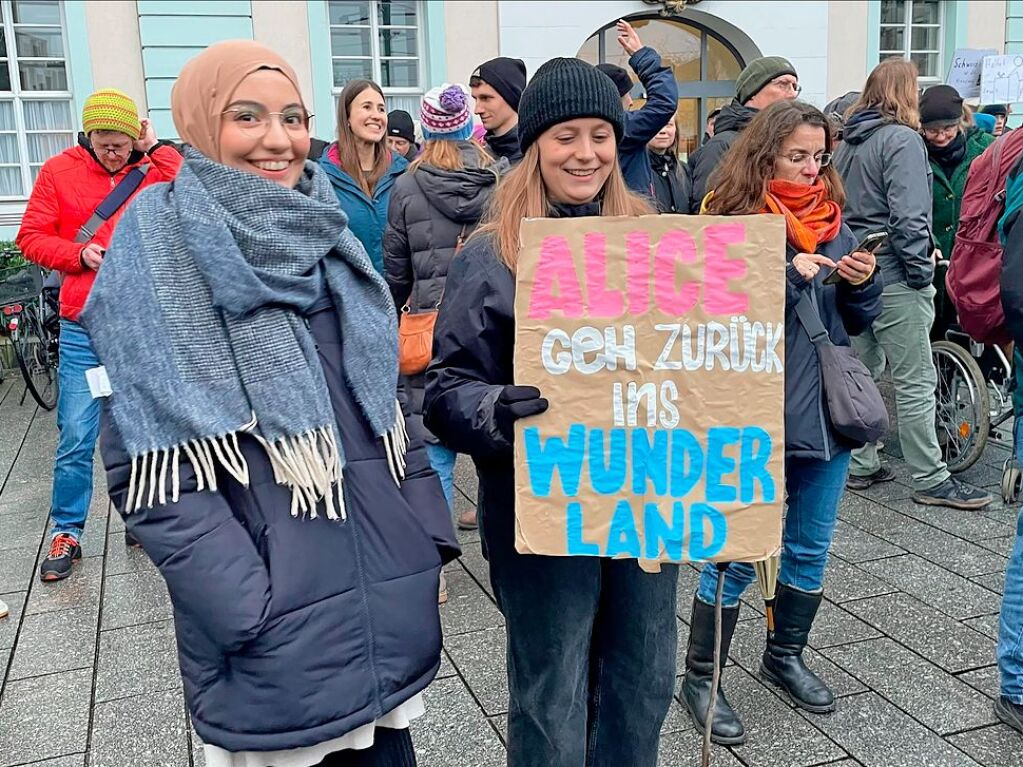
[879,0,944,83]
[327,0,424,117]
[0,0,73,199]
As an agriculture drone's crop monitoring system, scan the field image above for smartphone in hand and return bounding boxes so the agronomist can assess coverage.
[822,231,888,284]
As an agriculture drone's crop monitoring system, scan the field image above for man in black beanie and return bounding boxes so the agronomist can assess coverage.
[386,109,418,162]
[471,56,527,164]
[981,103,1013,136]
[594,19,679,197]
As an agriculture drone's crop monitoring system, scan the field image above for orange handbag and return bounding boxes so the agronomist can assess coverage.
[398,225,467,375]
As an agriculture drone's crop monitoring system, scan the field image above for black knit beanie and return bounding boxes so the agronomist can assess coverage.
[518,58,625,152]
[472,57,527,111]
[920,85,963,127]
[596,63,633,97]
[386,110,416,144]
[981,103,1009,117]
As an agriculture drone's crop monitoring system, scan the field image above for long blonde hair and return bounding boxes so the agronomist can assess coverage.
[477,142,653,271]
[409,139,494,173]
[847,59,921,130]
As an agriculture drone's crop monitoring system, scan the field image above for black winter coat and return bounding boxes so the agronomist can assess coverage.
[423,201,601,546]
[383,144,501,441]
[687,101,758,212]
[100,298,459,753]
[783,226,884,459]
[484,125,523,165]
[648,150,692,214]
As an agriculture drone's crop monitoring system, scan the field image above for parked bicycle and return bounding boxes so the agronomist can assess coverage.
[0,260,59,410]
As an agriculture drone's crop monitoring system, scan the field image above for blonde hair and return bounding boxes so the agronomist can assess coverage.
[847,59,921,130]
[409,139,494,173]
[476,142,653,272]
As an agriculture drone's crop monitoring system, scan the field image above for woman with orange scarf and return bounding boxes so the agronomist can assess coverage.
[682,101,882,745]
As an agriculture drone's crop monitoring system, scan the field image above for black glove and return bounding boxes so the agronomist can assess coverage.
[494,385,549,443]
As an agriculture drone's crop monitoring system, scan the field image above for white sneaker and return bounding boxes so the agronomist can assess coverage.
[0,599,8,619]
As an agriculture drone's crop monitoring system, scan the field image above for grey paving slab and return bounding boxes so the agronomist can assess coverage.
[457,544,493,598]
[95,619,181,703]
[871,519,1008,578]
[444,625,508,716]
[823,555,900,604]
[0,509,47,551]
[948,724,1023,767]
[25,556,103,616]
[964,613,1002,641]
[90,689,189,767]
[837,492,897,530]
[957,665,1000,700]
[807,598,883,649]
[100,569,173,631]
[977,535,1016,557]
[0,476,50,509]
[846,478,915,503]
[860,554,1001,620]
[14,756,86,767]
[0,645,9,679]
[410,675,505,767]
[437,648,456,680]
[729,617,867,699]
[726,666,845,767]
[970,571,1006,595]
[886,498,1015,541]
[828,520,906,563]
[439,566,503,637]
[657,727,746,767]
[0,667,91,767]
[0,546,37,594]
[821,637,997,734]
[453,455,478,503]
[843,593,994,672]
[0,590,26,648]
[102,532,157,577]
[804,692,983,767]
[8,604,97,680]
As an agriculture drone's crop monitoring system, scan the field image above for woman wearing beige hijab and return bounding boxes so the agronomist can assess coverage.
[80,40,457,767]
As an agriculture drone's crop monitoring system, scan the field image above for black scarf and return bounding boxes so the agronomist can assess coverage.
[927,131,967,178]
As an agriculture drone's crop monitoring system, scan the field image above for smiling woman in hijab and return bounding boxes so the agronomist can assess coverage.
[79,40,458,767]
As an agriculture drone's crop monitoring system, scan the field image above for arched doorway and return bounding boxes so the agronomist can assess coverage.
[577,14,751,158]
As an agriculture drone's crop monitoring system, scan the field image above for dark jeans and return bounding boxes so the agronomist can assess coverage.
[479,477,679,767]
[315,728,416,766]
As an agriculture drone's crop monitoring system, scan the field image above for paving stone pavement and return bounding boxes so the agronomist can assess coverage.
[0,373,1021,767]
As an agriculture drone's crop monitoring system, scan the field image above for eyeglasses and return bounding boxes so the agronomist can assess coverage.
[221,107,313,136]
[779,151,832,168]
[770,77,802,96]
[922,124,959,139]
[95,144,130,155]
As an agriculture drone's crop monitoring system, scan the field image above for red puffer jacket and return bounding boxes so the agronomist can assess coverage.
[16,139,182,320]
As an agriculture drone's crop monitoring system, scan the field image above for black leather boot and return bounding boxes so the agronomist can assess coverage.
[680,596,745,745]
[759,583,836,713]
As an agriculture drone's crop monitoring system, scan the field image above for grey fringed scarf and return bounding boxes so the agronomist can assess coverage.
[81,149,407,519]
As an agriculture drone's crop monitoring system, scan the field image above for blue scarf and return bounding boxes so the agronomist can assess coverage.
[81,149,406,519]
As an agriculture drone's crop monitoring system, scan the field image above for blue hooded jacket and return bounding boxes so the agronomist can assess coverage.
[320,147,408,274]
[617,46,679,196]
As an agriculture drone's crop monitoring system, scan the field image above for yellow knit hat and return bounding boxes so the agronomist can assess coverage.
[82,88,141,139]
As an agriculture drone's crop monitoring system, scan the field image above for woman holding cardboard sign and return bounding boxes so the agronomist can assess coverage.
[423,59,677,767]
[685,100,883,744]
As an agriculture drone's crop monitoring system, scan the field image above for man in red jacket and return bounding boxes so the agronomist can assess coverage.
[16,88,182,582]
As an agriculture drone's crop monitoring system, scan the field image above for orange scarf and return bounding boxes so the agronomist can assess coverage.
[762,179,842,253]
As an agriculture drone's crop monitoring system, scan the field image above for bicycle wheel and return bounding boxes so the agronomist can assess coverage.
[13,301,58,410]
[932,340,989,473]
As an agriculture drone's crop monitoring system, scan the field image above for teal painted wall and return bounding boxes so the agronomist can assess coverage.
[63,0,94,124]
[137,0,254,137]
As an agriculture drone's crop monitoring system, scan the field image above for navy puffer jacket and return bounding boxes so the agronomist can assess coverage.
[783,225,884,459]
[99,298,459,752]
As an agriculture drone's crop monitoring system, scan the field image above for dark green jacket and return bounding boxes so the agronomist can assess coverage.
[930,129,995,258]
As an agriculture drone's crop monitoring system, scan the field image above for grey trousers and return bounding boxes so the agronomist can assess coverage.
[850,282,950,490]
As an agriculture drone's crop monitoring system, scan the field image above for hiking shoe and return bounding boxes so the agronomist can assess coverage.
[0,599,8,619]
[995,696,1023,735]
[457,509,478,530]
[912,477,993,510]
[124,529,142,548]
[846,465,897,491]
[39,533,82,582]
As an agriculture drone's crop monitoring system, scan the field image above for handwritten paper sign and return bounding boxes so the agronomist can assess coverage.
[947,48,997,99]
[981,54,1023,105]
[512,215,786,565]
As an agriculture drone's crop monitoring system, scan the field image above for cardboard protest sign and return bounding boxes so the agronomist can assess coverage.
[947,48,997,99]
[513,214,786,565]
